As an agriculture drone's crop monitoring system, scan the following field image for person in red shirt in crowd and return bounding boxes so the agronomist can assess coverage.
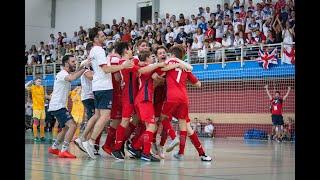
[264,85,291,142]
[254,29,266,44]
[121,28,132,42]
[239,5,246,20]
[245,32,257,45]
[204,24,215,43]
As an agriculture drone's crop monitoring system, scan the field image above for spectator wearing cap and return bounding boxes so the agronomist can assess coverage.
[175,27,187,44]
[165,27,175,44]
[198,16,208,33]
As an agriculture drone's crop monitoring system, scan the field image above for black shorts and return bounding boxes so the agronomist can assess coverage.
[271,114,284,126]
[82,99,95,119]
[50,108,73,128]
[93,90,113,110]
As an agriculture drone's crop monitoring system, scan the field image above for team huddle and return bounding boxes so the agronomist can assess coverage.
[45,27,212,162]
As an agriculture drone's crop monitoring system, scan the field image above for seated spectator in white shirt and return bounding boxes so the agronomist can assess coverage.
[204,118,214,138]
[211,39,223,61]
[62,32,70,44]
[222,34,232,47]
[48,34,57,48]
[184,19,192,34]
[204,7,211,21]
[233,33,244,47]
[233,12,245,33]
[190,19,198,34]
[193,28,204,44]
[248,17,260,36]
[71,32,79,44]
[165,27,175,44]
[191,37,203,50]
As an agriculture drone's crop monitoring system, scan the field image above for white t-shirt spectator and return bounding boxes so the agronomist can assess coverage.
[131,29,140,39]
[222,37,232,47]
[62,37,71,44]
[71,36,79,44]
[89,46,113,92]
[262,23,270,37]
[282,29,294,44]
[214,24,224,38]
[184,24,193,34]
[245,18,252,33]
[173,27,180,39]
[27,55,33,65]
[48,69,71,111]
[80,70,94,101]
[212,41,222,49]
[193,34,204,44]
[191,41,203,50]
[204,12,211,23]
[233,18,245,32]
[165,32,175,44]
[204,124,214,135]
[253,11,263,31]
[50,49,57,61]
[190,23,198,34]
[48,38,57,47]
[233,37,244,47]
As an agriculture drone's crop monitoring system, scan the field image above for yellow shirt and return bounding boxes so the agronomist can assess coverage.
[27,85,45,110]
[70,89,84,117]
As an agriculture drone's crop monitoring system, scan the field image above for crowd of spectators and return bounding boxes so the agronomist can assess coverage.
[25,0,295,66]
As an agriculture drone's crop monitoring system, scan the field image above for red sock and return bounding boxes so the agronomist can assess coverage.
[141,131,154,155]
[95,132,102,145]
[189,132,205,156]
[178,131,187,155]
[114,125,126,150]
[159,130,168,146]
[132,129,145,150]
[131,123,145,145]
[124,122,136,141]
[161,118,176,140]
[103,126,116,149]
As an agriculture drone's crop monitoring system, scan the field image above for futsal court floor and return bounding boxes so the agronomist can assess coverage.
[25,131,295,180]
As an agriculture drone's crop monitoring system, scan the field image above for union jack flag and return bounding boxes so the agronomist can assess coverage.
[257,47,278,69]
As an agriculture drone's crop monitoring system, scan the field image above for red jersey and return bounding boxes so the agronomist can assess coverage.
[135,65,156,103]
[153,83,166,104]
[162,58,198,103]
[271,98,283,115]
[119,58,140,104]
[107,54,122,95]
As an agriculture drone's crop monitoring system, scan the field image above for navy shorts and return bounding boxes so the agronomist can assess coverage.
[93,90,113,110]
[82,99,95,119]
[50,108,73,128]
[271,114,284,126]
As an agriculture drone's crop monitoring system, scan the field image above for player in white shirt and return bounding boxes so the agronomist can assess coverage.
[48,54,91,158]
[82,27,133,159]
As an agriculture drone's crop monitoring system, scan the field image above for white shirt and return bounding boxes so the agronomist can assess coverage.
[173,27,180,39]
[245,18,252,33]
[71,36,79,43]
[112,33,121,40]
[222,38,232,47]
[25,102,32,116]
[233,18,244,33]
[165,32,175,44]
[233,38,244,47]
[131,29,140,39]
[204,12,211,22]
[48,70,71,111]
[262,23,270,37]
[214,24,224,38]
[212,41,222,49]
[62,37,70,44]
[191,41,203,49]
[282,29,293,44]
[190,24,198,34]
[204,124,214,133]
[184,24,192,34]
[89,46,113,91]
[193,34,204,44]
[27,55,33,65]
[81,70,94,101]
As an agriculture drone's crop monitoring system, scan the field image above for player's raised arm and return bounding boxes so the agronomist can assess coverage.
[64,55,88,82]
[25,80,33,89]
[138,62,166,74]
[101,59,133,73]
[83,69,94,81]
[283,86,291,101]
[264,85,272,100]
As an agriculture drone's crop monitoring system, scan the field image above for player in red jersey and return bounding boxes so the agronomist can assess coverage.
[265,85,291,142]
[99,46,123,156]
[125,50,169,161]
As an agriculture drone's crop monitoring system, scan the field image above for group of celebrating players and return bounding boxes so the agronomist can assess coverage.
[44,27,212,162]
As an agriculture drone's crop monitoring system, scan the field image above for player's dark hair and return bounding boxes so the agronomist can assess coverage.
[62,55,74,67]
[138,50,151,62]
[89,27,101,41]
[169,45,185,59]
[114,42,129,56]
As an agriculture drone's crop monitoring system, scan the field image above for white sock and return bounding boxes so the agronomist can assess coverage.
[61,141,70,152]
[52,140,60,149]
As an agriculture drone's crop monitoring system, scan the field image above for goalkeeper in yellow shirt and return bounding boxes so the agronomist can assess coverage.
[25,77,49,142]
[70,84,84,139]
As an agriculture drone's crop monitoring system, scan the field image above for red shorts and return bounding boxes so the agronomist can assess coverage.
[122,101,135,118]
[154,101,164,118]
[135,101,155,124]
[161,101,189,120]
[110,94,122,120]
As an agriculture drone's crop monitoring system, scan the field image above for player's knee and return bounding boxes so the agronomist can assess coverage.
[121,119,130,127]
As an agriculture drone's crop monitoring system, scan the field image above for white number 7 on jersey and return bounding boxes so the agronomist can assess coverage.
[175,68,182,83]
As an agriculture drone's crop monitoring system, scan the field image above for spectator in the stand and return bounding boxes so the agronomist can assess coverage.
[153,12,161,24]
[239,5,246,20]
[233,12,245,33]
[282,21,294,44]
[262,3,273,21]
[62,32,70,44]
[119,17,126,27]
[95,21,100,28]
[155,31,163,45]
[244,10,253,35]
[78,26,87,37]
[190,19,198,34]
[71,32,79,44]
[127,19,133,29]
[204,7,211,21]
[272,16,283,43]
[25,51,29,65]
[50,45,56,62]
[289,10,295,28]
[104,24,111,35]
[198,7,205,18]
[178,13,186,26]
[165,27,175,44]
[248,17,260,36]
[190,14,196,20]
[175,27,187,44]
[212,39,222,61]
[131,24,140,40]
[191,36,203,50]
[266,30,275,44]
[193,28,204,44]
[208,13,217,26]
[223,3,232,17]
[262,17,272,37]
[223,15,232,32]
[247,0,255,12]
[173,21,180,38]
[226,24,235,43]
[198,16,208,33]
[165,13,170,26]
[254,29,266,44]
[112,28,121,41]
[216,4,223,17]
[112,19,118,29]
[44,49,52,64]
[254,5,263,30]
[184,19,192,35]
[57,32,64,46]
[166,36,174,49]
[245,32,256,45]
[37,41,45,52]
[233,33,244,47]
[204,118,214,138]
[222,34,232,47]
[214,17,224,43]
[231,0,243,16]
[48,34,57,48]
[204,24,215,43]
[121,28,132,42]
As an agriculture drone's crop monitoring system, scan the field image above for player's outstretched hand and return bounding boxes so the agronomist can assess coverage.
[80,58,92,68]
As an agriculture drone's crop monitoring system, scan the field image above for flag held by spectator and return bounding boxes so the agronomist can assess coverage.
[282,47,295,65]
[257,47,278,69]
